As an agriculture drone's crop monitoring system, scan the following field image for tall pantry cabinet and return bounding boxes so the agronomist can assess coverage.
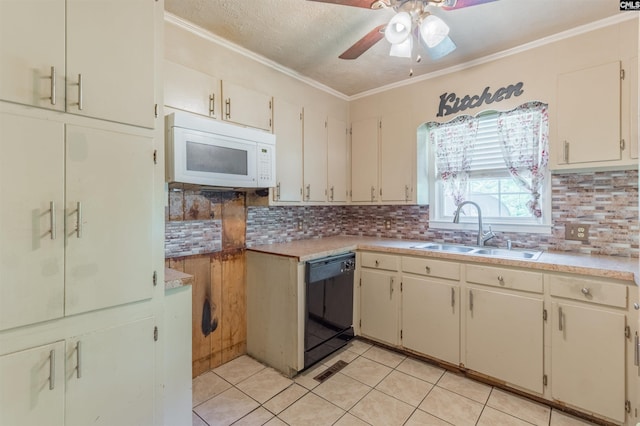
[0,1,163,425]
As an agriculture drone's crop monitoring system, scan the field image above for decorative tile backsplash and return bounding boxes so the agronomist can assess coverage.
[167,170,639,258]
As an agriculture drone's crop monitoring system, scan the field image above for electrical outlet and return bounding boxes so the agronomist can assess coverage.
[384,219,391,230]
[297,218,303,231]
[565,223,590,242]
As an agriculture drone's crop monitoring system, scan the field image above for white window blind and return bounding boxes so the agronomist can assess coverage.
[466,113,505,175]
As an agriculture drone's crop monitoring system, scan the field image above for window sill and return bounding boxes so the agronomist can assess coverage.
[429,220,552,235]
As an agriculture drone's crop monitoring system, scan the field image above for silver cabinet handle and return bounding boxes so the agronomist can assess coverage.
[497,275,504,284]
[469,290,474,312]
[374,260,379,267]
[405,185,409,202]
[77,74,83,110]
[276,182,281,200]
[49,201,56,240]
[225,98,231,119]
[635,333,639,366]
[49,66,56,105]
[305,184,311,201]
[49,349,56,390]
[558,306,564,331]
[425,266,431,274]
[451,287,455,308]
[581,287,590,296]
[209,94,215,116]
[563,141,569,163]
[330,186,335,201]
[76,341,82,379]
[389,277,394,298]
[370,186,375,202]
[76,202,83,238]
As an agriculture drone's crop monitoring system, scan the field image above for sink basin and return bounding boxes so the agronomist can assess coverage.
[411,243,476,253]
[471,248,543,260]
[410,243,542,260]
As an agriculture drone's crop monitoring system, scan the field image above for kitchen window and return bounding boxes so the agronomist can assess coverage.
[419,102,551,233]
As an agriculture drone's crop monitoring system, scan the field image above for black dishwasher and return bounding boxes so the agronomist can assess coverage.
[304,252,355,369]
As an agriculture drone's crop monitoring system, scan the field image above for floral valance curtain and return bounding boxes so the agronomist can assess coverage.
[496,102,549,218]
[429,115,480,207]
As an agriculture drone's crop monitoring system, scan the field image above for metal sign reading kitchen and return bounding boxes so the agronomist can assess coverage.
[437,82,524,117]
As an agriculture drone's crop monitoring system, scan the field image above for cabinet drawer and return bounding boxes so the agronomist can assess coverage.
[548,275,627,308]
[360,252,399,271]
[402,256,460,281]
[466,265,543,294]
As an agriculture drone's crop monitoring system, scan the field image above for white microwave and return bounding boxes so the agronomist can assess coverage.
[165,111,276,188]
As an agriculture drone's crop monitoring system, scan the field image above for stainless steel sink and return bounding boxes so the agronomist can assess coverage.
[471,248,543,260]
[410,243,542,260]
[411,243,476,253]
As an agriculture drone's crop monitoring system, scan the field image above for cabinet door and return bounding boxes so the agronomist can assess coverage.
[327,117,348,202]
[0,341,65,426]
[66,0,155,128]
[273,99,303,202]
[222,81,272,131]
[0,112,65,330]
[402,276,459,365]
[360,269,399,345]
[65,125,154,315]
[465,288,543,393]
[303,106,327,202]
[66,317,155,426]
[164,60,220,118]
[551,302,625,423]
[351,117,379,202]
[381,112,413,202]
[557,61,621,164]
[0,0,65,111]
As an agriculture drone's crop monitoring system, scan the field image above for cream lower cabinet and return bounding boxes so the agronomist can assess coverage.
[0,340,65,426]
[401,256,460,365]
[464,264,544,394]
[549,274,628,424]
[0,317,155,426]
[359,253,400,346]
[65,317,155,426]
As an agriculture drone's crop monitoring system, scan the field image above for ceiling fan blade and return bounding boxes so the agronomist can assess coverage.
[339,24,386,59]
[307,0,383,9]
[442,0,497,10]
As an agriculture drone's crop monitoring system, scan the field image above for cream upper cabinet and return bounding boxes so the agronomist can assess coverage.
[0,340,65,426]
[0,113,65,331]
[0,0,156,128]
[303,106,328,202]
[402,275,460,365]
[272,99,303,202]
[554,61,624,168]
[221,81,272,132]
[164,60,220,118]
[465,286,544,394]
[380,112,414,202]
[351,117,379,202]
[65,317,155,426]
[0,0,66,112]
[65,125,154,316]
[327,117,349,203]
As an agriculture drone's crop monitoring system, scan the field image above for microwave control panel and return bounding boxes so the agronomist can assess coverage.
[257,143,276,187]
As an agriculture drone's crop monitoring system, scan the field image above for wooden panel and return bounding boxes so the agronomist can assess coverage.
[209,256,223,369]
[222,193,246,250]
[221,249,247,364]
[183,256,212,378]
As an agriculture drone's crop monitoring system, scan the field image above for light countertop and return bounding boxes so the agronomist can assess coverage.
[248,236,639,284]
[164,267,194,290]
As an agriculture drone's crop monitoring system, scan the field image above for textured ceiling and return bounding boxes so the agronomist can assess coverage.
[165,0,625,97]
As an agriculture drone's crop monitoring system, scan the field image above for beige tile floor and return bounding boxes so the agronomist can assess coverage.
[192,340,600,426]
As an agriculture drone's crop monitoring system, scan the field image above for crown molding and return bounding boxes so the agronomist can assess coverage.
[350,13,638,100]
[164,12,350,101]
[165,12,635,102]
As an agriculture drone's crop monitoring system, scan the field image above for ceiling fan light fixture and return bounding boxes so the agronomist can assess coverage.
[419,14,450,47]
[389,36,413,57]
[423,34,456,59]
[384,11,412,44]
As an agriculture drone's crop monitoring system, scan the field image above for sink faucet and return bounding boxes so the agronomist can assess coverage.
[452,201,496,246]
